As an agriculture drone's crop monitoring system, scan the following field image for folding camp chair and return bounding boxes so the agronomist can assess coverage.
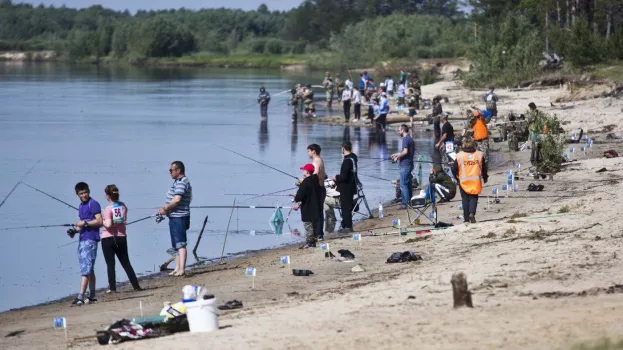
[406,185,437,225]
[335,185,374,220]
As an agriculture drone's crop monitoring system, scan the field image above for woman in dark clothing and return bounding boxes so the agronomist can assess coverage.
[294,164,323,249]
[333,141,359,233]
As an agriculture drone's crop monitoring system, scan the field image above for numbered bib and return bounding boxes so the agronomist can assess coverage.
[111,203,125,224]
[445,141,454,154]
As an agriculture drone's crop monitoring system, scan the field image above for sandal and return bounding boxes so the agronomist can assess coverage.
[217,300,243,310]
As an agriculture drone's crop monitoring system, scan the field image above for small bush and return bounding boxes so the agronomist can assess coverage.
[558,205,570,213]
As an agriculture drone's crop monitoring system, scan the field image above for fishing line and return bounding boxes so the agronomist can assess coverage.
[358,174,394,182]
[246,187,298,201]
[190,205,293,209]
[1,223,73,231]
[21,182,78,210]
[0,161,39,210]
[212,144,299,180]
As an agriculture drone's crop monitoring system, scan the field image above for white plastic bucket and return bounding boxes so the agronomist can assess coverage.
[185,298,218,333]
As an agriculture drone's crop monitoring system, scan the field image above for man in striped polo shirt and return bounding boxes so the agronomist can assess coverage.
[158,161,192,277]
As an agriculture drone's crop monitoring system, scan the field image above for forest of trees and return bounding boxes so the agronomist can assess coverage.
[0,0,621,82]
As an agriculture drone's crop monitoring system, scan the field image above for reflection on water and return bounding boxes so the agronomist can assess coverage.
[0,63,435,312]
[259,118,269,154]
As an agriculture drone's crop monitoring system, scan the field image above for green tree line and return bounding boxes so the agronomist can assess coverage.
[0,0,621,84]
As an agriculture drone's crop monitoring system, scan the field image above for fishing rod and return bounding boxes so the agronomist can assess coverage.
[0,161,39,210]
[21,182,78,210]
[246,187,298,201]
[191,205,293,209]
[216,193,293,197]
[1,223,74,231]
[212,144,299,180]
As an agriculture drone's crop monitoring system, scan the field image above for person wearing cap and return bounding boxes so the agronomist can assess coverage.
[375,92,389,131]
[406,88,418,124]
[452,136,488,224]
[469,108,490,163]
[322,72,334,108]
[307,144,327,240]
[333,141,358,233]
[293,163,323,248]
[483,86,498,118]
[428,165,456,202]
[257,87,270,118]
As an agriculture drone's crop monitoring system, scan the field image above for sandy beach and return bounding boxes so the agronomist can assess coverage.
[2,77,623,349]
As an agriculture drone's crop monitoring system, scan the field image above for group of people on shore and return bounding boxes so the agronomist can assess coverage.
[67,161,192,305]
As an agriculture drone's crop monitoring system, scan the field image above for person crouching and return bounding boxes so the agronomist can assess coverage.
[429,165,456,203]
[294,163,323,249]
[451,137,488,224]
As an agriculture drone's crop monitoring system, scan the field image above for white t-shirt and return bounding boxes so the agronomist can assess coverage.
[387,79,394,91]
[345,79,353,90]
[351,89,361,104]
[342,89,352,102]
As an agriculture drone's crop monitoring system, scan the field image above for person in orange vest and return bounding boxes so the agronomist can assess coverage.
[451,136,488,224]
[469,109,490,163]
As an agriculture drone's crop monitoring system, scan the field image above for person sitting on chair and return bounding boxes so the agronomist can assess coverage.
[428,165,456,203]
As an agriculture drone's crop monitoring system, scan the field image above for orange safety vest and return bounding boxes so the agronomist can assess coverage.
[473,117,488,141]
[457,150,484,195]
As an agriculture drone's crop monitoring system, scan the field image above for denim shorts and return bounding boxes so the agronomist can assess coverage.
[78,240,98,276]
[169,216,190,250]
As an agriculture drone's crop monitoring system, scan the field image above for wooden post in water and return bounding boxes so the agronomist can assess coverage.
[192,215,210,260]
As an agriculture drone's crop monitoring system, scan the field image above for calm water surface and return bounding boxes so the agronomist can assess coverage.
[0,63,435,311]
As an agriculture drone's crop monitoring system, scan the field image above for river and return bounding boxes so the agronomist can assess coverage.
[0,63,435,311]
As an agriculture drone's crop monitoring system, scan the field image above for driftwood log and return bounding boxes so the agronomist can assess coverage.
[451,272,473,308]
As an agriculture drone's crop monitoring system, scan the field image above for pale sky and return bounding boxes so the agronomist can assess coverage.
[19,0,302,12]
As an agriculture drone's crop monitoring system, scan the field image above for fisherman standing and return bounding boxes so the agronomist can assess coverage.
[323,72,334,108]
[293,163,323,248]
[303,84,316,118]
[333,141,358,233]
[341,86,352,122]
[391,124,415,209]
[289,84,300,120]
[375,92,389,131]
[307,144,327,240]
[432,96,443,144]
[71,182,103,305]
[435,114,454,152]
[483,86,498,118]
[385,75,394,97]
[469,109,490,163]
[258,87,271,118]
[406,88,418,125]
[335,73,345,101]
[352,87,361,122]
[158,161,192,277]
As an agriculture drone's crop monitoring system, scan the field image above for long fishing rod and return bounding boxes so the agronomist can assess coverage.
[212,144,299,180]
[191,205,293,209]
[21,182,78,210]
[1,223,74,231]
[0,161,39,210]
[246,187,298,201]
[217,193,293,197]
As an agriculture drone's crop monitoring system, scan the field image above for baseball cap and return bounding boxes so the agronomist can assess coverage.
[300,164,315,173]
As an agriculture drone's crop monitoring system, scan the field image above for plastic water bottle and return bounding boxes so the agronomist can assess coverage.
[458,204,463,211]
[379,203,384,218]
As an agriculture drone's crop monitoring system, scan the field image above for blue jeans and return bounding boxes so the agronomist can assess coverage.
[400,165,414,205]
[169,216,190,250]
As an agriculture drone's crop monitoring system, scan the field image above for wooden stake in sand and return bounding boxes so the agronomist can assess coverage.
[451,272,473,308]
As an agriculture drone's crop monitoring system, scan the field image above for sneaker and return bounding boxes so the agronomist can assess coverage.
[105,289,117,294]
[71,298,84,306]
[86,297,97,304]
[317,236,324,241]
[337,227,354,234]
[469,213,476,224]
[299,243,316,249]
[353,118,360,122]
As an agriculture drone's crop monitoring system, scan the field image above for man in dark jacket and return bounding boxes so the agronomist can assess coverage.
[332,141,358,233]
[258,87,271,118]
[429,164,456,202]
[294,163,323,248]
